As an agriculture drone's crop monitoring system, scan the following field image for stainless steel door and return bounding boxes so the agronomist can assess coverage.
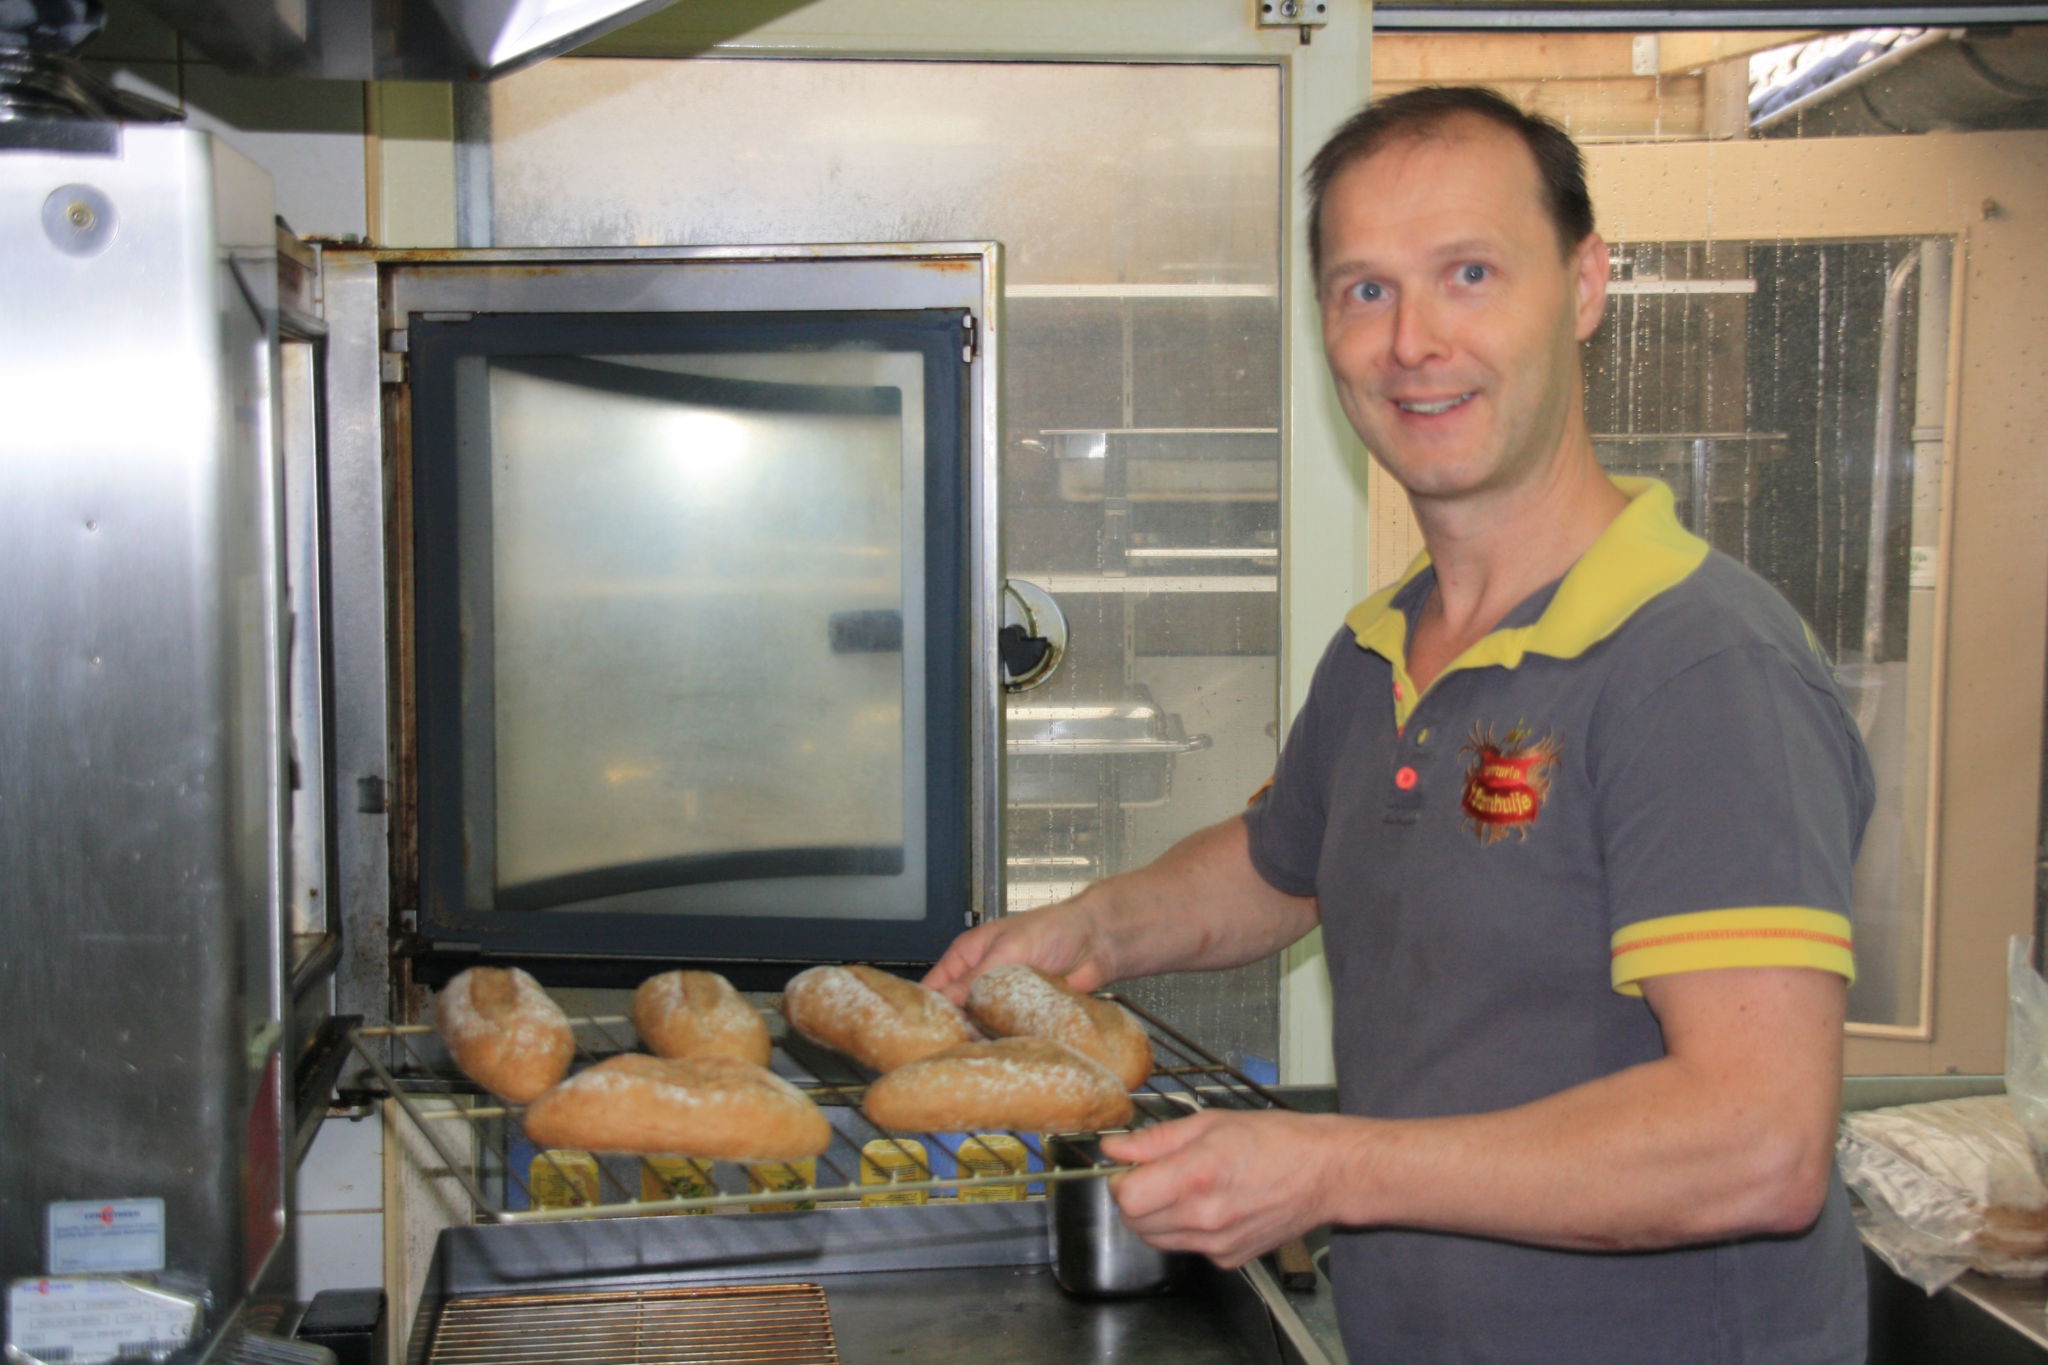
[0,126,289,1348]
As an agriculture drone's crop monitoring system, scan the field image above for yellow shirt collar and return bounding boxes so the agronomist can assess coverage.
[1344,477,1710,675]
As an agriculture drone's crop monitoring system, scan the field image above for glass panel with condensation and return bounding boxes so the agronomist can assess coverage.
[1582,237,1945,1031]
[480,349,926,920]
[478,58,1285,1070]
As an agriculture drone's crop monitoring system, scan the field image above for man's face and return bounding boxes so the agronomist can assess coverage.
[1316,117,1608,506]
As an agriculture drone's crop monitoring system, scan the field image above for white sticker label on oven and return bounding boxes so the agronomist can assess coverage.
[6,1276,199,1365]
[45,1199,165,1275]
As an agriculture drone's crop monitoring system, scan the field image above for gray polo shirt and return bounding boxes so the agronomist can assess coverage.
[1243,479,1873,1364]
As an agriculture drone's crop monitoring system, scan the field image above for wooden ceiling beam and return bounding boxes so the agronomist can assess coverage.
[1654,30,1819,75]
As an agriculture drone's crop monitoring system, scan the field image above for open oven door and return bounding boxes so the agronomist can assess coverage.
[333,245,1001,989]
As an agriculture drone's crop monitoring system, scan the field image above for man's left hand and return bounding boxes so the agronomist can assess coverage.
[1099,1110,1346,1269]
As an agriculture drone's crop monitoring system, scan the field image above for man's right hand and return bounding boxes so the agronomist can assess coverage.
[919,896,1115,1005]
[922,816,1315,1007]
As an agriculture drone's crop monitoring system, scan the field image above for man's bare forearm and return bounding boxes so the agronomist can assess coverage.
[924,816,1315,1001]
[1106,966,1847,1262]
[1078,816,1318,985]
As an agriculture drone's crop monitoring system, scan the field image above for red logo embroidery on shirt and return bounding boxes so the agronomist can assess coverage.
[1460,724,1561,844]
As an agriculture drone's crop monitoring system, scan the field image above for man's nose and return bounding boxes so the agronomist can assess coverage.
[1390,295,1449,370]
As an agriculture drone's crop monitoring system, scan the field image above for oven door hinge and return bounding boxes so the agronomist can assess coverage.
[962,312,978,364]
[384,312,474,381]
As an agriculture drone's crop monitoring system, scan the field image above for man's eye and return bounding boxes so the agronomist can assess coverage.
[1459,264,1489,285]
[1351,280,1384,303]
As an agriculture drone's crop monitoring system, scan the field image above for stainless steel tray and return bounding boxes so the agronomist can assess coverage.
[1006,689,1211,809]
[353,993,1286,1224]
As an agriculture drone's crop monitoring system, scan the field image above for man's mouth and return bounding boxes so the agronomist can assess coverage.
[1394,393,1476,416]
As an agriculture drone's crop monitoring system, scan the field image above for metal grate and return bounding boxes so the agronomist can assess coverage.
[353,992,1286,1222]
[424,1283,839,1365]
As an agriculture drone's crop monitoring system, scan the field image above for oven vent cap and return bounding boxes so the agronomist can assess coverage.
[133,0,689,81]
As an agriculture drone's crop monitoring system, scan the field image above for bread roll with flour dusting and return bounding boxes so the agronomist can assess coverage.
[633,970,771,1066]
[435,966,575,1103]
[966,964,1153,1091]
[783,964,977,1073]
[863,1037,1134,1133]
[523,1054,831,1160]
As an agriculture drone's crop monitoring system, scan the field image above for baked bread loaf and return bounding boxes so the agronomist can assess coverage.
[965,965,1153,1091]
[863,1037,1134,1133]
[436,965,575,1103]
[633,970,771,1066]
[522,1054,832,1160]
[783,964,977,1073]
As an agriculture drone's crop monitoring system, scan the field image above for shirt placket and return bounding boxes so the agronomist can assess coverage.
[1386,676,1438,828]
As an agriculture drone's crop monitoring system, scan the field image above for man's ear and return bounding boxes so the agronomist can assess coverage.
[1572,233,1610,342]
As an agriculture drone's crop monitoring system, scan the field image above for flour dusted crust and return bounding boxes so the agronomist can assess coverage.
[632,970,771,1066]
[522,1054,831,1160]
[965,965,1153,1090]
[863,1037,1134,1133]
[782,964,978,1073]
[435,966,575,1103]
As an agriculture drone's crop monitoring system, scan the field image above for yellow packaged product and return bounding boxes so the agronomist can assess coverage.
[528,1149,600,1211]
[860,1138,931,1207]
[956,1134,1030,1202]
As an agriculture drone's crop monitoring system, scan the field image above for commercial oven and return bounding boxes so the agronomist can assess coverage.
[308,234,1333,1362]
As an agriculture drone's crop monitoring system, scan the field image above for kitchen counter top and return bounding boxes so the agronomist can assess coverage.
[1868,1260,2048,1365]
[1953,1272,2048,1352]
[787,1260,1301,1364]
[407,1198,1342,1364]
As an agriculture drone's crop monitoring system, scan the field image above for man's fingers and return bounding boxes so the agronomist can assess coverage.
[921,904,1107,1004]
[1100,1113,1211,1166]
[1103,1115,1223,1223]
[1108,1162,1181,1224]
[919,923,1004,1001]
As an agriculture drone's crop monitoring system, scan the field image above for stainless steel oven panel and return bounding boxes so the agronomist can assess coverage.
[322,251,400,1027]
[374,245,1001,321]
[321,245,1000,994]
[0,125,289,1344]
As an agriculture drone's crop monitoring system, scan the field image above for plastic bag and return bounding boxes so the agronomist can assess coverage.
[1837,1119,1986,1293]
[1834,938,2048,1293]
[1839,1095,2048,1291]
[2007,935,2048,1184]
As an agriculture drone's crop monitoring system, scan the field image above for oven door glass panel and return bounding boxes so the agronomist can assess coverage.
[411,310,969,964]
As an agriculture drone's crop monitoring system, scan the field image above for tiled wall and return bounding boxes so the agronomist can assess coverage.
[294,1116,386,1300]
[82,0,370,240]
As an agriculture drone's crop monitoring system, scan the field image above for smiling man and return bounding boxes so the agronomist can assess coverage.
[927,86,1872,1363]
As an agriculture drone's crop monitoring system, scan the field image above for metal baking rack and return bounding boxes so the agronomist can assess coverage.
[351,993,1289,1224]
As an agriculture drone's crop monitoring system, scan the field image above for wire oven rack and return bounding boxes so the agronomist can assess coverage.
[351,993,1290,1224]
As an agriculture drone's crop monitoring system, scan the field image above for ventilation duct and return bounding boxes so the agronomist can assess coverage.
[133,0,689,81]
[1754,26,2048,136]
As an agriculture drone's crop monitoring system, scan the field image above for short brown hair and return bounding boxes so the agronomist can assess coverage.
[1305,85,1595,281]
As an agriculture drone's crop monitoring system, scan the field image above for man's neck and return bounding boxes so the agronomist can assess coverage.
[1403,442,1628,691]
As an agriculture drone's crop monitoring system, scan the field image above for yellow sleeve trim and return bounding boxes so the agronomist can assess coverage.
[1610,907,1854,997]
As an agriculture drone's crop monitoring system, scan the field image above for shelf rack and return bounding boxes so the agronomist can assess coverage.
[353,993,1288,1224]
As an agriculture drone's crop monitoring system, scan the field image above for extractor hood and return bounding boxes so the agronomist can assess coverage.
[1751,26,2048,136]
[135,0,689,81]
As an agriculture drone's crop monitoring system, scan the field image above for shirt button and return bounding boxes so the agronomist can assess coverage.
[1395,765,1419,790]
